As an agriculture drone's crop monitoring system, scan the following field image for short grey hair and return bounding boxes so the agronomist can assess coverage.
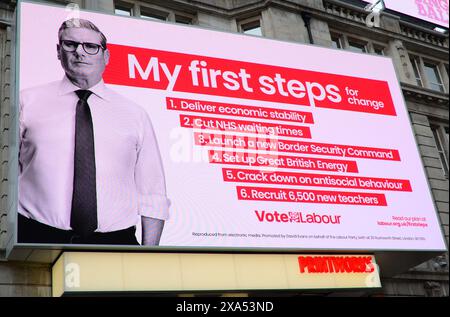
[58,18,107,48]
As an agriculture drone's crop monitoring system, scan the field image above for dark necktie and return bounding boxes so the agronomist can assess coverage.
[70,89,98,238]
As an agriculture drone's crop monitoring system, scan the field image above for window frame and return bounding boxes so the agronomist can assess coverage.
[347,37,368,53]
[431,123,450,178]
[114,0,195,25]
[373,45,385,56]
[423,60,445,93]
[237,16,263,37]
[114,1,134,16]
[330,32,343,49]
[139,6,169,21]
[175,14,193,25]
[328,30,386,56]
[408,53,447,93]
[410,55,424,87]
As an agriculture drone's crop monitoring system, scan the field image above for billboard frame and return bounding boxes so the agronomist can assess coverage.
[6,1,447,275]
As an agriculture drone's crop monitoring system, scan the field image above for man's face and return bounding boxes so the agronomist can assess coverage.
[57,27,109,82]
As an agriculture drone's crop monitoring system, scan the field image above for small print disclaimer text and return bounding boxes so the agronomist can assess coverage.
[192,231,426,241]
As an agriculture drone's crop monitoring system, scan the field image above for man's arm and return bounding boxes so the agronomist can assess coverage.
[135,109,170,245]
[141,216,165,246]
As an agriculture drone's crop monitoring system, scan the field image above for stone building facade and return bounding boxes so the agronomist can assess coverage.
[0,0,448,296]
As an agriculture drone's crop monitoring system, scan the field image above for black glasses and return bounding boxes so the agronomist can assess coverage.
[60,40,104,55]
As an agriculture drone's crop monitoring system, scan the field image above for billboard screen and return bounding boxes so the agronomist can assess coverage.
[16,1,446,251]
[365,0,449,27]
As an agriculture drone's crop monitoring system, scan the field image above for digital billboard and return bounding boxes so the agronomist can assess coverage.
[365,0,449,27]
[15,1,447,251]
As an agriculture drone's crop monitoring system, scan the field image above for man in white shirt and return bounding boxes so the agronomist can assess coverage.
[18,18,170,245]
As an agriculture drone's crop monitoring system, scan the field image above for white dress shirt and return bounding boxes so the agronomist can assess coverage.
[19,76,170,232]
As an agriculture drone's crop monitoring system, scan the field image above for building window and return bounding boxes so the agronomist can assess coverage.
[175,15,192,25]
[114,1,195,24]
[140,7,168,21]
[115,2,133,16]
[329,31,386,56]
[373,46,385,56]
[423,61,445,92]
[410,56,424,87]
[331,33,343,49]
[409,54,446,93]
[347,38,368,53]
[431,125,449,177]
[238,17,263,36]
